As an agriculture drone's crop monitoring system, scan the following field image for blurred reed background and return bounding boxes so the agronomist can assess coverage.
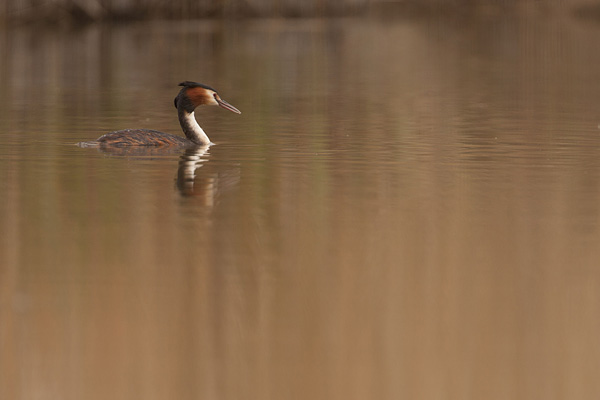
[0,0,594,24]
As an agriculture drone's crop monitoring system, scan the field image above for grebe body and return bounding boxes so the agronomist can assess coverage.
[78,81,240,148]
[80,129,192,148]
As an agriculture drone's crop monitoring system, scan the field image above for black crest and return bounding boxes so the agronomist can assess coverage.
[178,81,217,92]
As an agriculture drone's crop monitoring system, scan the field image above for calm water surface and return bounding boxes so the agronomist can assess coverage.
[2,15,600,400]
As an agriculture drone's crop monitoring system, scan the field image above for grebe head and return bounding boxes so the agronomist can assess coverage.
[174,81,241,114]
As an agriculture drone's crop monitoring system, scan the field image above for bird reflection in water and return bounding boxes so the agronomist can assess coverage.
[176,145,214,200]
[83,144,240,202]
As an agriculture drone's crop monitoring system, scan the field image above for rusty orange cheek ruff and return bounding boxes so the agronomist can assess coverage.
[186,87,216,107]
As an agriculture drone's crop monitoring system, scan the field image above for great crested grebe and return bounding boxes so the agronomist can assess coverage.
[78,81,241,148]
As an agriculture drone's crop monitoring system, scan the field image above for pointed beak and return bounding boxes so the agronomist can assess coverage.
[216,97,241,114]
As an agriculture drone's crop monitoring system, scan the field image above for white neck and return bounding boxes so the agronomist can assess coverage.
[178,110,212,145]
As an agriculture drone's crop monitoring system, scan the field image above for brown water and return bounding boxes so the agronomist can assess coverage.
[2,15,600,400]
